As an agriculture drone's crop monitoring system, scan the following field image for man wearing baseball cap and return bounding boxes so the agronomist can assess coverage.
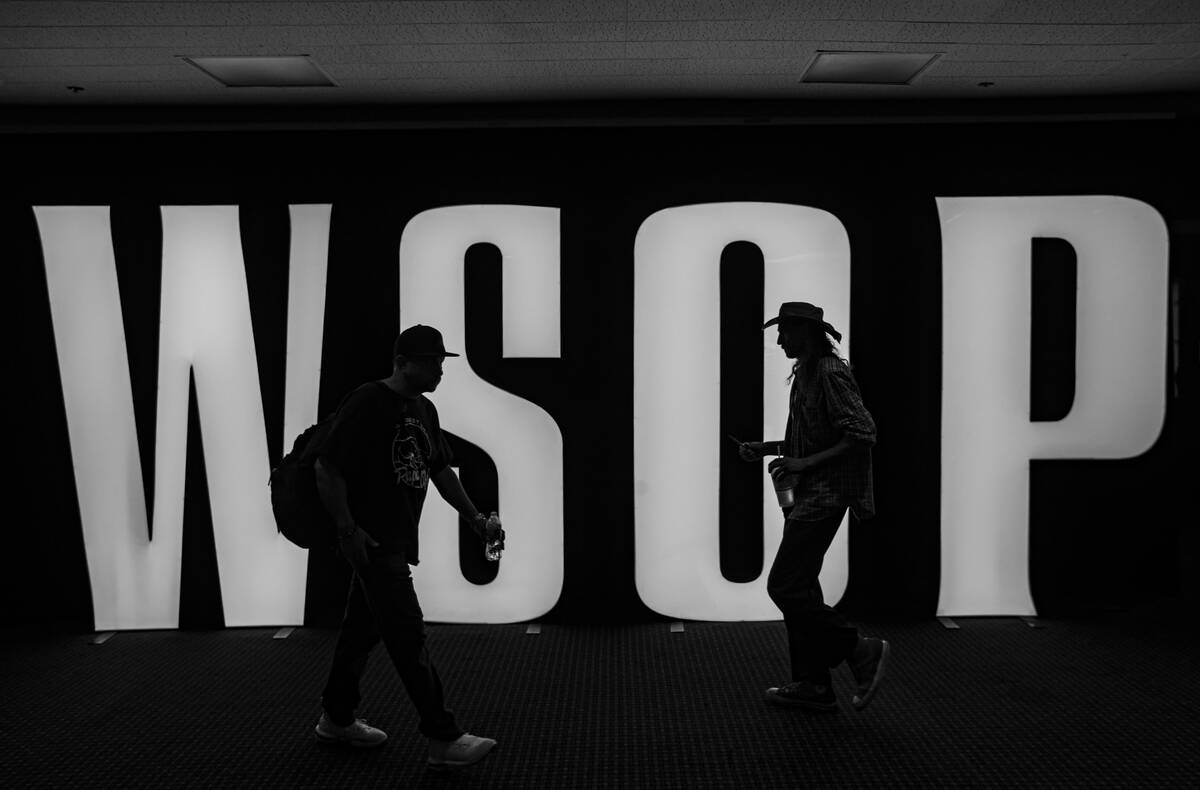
[738,302,890,713]
[312,324,504,767]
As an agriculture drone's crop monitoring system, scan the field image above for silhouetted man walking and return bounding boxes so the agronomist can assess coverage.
[313,324,503,767]
[739,302,889,712]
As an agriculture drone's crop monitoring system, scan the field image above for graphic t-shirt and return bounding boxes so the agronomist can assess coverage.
[319,381,454,563]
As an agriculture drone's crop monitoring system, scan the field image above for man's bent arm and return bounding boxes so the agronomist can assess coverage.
[431,466,486,535]
[800,434,871,469]
[314,456,355,531]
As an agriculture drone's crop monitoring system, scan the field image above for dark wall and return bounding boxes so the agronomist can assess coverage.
[6,117,1197,629]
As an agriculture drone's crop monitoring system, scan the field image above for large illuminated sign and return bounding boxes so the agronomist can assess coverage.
[937,196,1168,616]
[633,203,851,621]
[399,206,565,623]
[34,197,1170,629]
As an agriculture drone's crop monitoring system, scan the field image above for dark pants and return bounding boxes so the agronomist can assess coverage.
[766,510,860,685]
[321,553,463,741]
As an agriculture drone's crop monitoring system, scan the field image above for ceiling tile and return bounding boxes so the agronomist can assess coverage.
[628,1,777,22]
[894,22,1117,46]
[410,21,626,44]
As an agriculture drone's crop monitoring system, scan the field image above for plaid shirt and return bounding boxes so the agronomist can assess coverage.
[783,355,876,521]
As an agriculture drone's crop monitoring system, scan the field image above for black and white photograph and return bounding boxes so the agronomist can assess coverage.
[2,1,1198,787]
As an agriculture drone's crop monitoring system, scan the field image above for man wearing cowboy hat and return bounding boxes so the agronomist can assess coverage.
[738,302,890,712]
[312,324,503,767]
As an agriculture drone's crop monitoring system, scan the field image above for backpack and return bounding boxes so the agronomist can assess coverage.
[269,383,382,549]
[269,420,337,550]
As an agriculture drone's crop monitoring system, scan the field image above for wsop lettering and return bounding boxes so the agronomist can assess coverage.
[33,198,1168,628]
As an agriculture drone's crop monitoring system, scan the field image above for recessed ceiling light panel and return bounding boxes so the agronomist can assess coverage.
[802,51,941,85]
[182,55,336,88]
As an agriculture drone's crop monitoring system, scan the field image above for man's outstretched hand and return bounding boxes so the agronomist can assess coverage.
[738,441,768,462]
[486,516,506,550]
[476,513,506,549]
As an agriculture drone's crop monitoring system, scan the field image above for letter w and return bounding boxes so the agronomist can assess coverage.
[35,206,325,630]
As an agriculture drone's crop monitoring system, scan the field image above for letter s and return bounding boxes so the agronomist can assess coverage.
[399,205,564,623]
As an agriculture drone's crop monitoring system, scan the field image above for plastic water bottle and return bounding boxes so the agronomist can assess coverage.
[484,512,503,561]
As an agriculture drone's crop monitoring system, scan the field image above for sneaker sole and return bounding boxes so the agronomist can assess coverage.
[851,639,890,711]
[764,689,838,712]
[427,742,496,767]
[315,729,388,749]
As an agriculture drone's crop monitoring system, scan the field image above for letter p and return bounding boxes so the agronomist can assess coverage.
[937,196,1168,616]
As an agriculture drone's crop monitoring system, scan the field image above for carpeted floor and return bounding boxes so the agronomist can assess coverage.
[2,608,1198,789]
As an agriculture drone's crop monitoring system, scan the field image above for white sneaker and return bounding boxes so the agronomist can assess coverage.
[427,733,497,766]
[314,712,388,748]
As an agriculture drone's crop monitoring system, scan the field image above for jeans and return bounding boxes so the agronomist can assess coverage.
[320,553,463,741]
[766,509,860,685]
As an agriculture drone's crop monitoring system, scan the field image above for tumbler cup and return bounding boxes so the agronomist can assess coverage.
[773,475,796,508]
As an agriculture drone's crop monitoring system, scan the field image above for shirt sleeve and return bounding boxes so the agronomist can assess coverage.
[318,385,377,474]
[820,358,877,447]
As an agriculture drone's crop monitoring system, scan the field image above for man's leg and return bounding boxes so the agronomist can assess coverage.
[766,512,859,685]
[358,554,463,742]
[320,572,381,725]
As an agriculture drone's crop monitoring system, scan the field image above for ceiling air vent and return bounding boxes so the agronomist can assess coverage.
[182,55,336,88]
[802,51,941,85]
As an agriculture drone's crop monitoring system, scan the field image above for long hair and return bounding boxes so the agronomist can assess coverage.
[785,321,846,385]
